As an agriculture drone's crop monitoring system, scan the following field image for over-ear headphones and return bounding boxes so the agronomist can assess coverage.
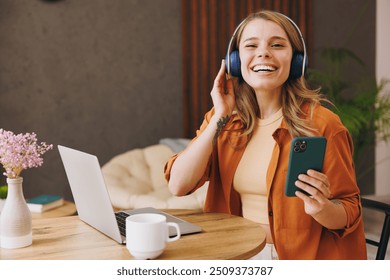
[225,12,308,80]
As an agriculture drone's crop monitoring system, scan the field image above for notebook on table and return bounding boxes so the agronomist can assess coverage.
[58,145,202,244]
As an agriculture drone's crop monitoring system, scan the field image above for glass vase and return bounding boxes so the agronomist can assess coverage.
[0,177,32,249]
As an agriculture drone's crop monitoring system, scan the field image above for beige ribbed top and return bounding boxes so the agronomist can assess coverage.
[233,108,283,224]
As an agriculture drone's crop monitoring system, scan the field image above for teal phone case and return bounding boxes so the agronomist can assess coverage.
[284,136,327,197]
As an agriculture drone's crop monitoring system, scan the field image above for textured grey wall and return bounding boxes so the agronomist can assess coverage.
[0,0,183,200]
[312,0,375,79]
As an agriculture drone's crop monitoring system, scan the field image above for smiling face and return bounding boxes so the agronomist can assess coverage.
[238,18,293,95]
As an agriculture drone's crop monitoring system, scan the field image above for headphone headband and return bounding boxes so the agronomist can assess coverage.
[281,13,307,78]
[226,11,307,79]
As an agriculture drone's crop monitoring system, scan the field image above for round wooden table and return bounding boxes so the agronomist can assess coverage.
[159,209,267,259]
[1,209,267,260]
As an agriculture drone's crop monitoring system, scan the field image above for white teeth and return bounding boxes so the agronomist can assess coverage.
[253,65,276,72]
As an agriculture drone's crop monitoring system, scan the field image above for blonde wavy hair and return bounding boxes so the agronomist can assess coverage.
[230,10,328,139]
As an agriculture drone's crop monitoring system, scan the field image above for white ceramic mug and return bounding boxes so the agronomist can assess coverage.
[126,213,181,259]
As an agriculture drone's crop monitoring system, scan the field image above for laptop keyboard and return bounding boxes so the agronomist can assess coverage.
[115,211,130,237]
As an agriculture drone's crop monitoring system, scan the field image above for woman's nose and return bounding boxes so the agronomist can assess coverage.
[256,45,271,57]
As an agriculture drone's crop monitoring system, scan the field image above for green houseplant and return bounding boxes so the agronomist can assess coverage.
[308,47,390,184]
[0,185,7,199]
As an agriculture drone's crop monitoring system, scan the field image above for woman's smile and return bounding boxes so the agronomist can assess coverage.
[251,64,277,73]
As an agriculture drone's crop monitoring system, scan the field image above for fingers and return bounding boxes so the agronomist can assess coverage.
[213,60,227,88]
[294,169,332,199]
[210,60,236,117]
[213,60,234,94]
[225,78,234,96]
[307,169,329,184]
[295,190,316,204]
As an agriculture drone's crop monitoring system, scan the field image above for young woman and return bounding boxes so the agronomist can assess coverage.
[164,10,367,260]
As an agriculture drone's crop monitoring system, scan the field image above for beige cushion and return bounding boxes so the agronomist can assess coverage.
[101,144,207,210]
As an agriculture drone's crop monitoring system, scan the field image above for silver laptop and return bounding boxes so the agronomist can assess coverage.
[58,145,202,244]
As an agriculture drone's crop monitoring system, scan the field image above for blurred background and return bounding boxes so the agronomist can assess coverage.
[0,0,388,201]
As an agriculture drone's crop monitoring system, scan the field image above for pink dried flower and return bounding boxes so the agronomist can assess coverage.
[0,129,53,179]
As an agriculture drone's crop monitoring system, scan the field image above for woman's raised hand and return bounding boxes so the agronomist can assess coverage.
[210,60,236,118]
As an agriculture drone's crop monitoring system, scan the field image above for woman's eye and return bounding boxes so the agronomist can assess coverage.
[271,43,284,47]
[245,44,257,48]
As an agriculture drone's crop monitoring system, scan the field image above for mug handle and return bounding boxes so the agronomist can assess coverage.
[166,222,181,242]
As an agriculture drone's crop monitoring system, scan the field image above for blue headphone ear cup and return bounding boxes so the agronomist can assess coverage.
[225,50,242,77]
[289,52,307,79]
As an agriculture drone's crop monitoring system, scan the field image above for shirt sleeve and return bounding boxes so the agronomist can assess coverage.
[323,129,363,238]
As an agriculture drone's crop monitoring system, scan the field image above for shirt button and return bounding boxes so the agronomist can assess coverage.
[269,211,273,217]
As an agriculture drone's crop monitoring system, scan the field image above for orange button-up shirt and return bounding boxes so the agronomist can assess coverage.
[165,104,367,259]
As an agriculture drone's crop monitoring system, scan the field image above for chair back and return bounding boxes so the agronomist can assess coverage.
[361,196,390,260]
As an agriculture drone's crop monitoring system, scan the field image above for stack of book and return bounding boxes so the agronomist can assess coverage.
[26,194,64,213]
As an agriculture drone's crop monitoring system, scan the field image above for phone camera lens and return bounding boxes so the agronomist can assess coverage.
[293,140,307,153]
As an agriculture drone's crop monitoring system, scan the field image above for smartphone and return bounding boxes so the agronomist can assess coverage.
[284,136,327,197]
